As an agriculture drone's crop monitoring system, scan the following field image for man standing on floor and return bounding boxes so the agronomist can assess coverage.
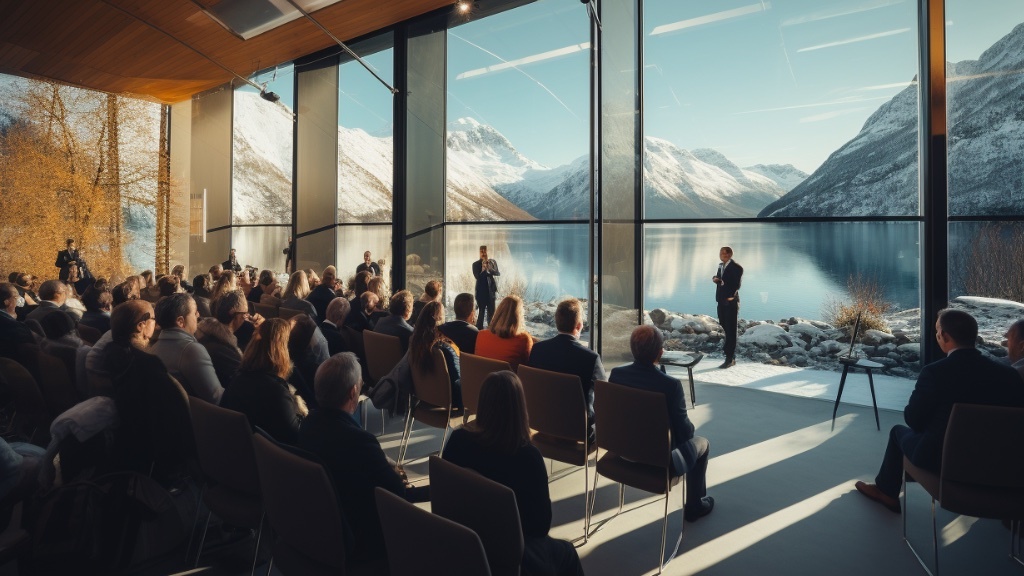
[472,245,500,329]
[712,245,742,368]
[855,309,1024,513]
[357,251,381,278]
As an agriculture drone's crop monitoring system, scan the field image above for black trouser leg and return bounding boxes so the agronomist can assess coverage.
[875,424,915,499]
[476,299,495,329]
[683,436,710,508]
[718,302,739,358]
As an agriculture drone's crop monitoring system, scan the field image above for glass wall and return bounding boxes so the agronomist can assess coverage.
[231,226,292,273]
[446,0,590,222]
[338,224,393,286]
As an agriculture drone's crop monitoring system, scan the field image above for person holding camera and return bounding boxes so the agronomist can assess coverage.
[222,248,242,274]
[55,239,79,282]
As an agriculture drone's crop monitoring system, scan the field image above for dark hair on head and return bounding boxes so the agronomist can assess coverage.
[82,284,113,312]
[193,273,211,291]
[424,280,442,299]
[453,293,475,320]
[157,275,181,298]
[937,308,978,348]
[0,283,17,304]
[469,371,531,455]
[215,290,248,324]
[7,273,18,283]
[389,290,413,316]
[39,279,65,301]
[240,318,292,380]
[172,264,185,277]
[287,313,317,362]
[629,325,664,364]
[354,271,372,296]
[258,269,275,286]
[409,301,447,373]
[554,298,582,333]
[154,293,194,330]
[66,239,75,246]
[721,246,733,256]
[110,300,153,346]
[39,310,76,340]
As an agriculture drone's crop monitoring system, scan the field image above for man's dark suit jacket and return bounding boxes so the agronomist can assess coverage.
[715,260,743,303]
[439,320,478,354]
[609,361,696,474]
[528,333,605,424]
[25,301,63,324]
[472,259,499,302]
[307,284,338,321]
[298,408,406,563]
[373,314,413,352]
[319,321,350,356]
[902,348,1024,472]
[356,262,381,277]
[0,311,35,361]
[55,249,78,282]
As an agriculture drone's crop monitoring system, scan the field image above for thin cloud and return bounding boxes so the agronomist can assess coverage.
[456,42,589,80]
[734,95,889,115]
[781,0,905,27]
[650,2,770,36]
[799,107,869,123]
[797,28,909,53]
[855,81,916,91]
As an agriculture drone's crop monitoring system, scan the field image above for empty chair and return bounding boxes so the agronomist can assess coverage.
[591,379,683,575]
[516,364,595,541]
[902,403,1024,575]
[363,330,404,433]
[253,303,278,319]
[399,348,461,464]
[375,487,491,576]
[459,353,511,425]
[187,397,264,573]
[430,456,523,576]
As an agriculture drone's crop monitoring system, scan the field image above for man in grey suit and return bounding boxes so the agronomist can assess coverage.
[150,293,224,405]
[25,280,71,323]
[373,290,414,352]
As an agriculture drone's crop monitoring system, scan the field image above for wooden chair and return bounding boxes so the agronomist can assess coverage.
[76,323,101,346]
[254,302,278,319]
[0,358,50,445]
[591,379,683,575]
[429,456,523,576]
[516,364,595,542]
[363,330,404,435]
[399,348,461,465]
[375,487,492,576]
[187,397,264,574]
[902,403,1024,575]
[458,353,511,425]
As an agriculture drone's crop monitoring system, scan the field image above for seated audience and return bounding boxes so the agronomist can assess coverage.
[353,270,372,299]
[475,295,533,370]
[345,292,378,332]
[411,280,442,325]
[112,275,142,306]
[856,309,1024,513]
[220,319,306,444]
[440,293,479,355]
[171,264,193,294]
[443,371,584,576]
[14,274,38,306]
[248,269,274,304]
[238,267,254,297]
[528,298,605,441]
[307,265,340,320]
[298,352,425,566]
[139,270,159,302]
[367,276,389,310]
[410,301,462,409]
[0,283,36,360]
[157,274,183,299]
[79,284,113,334]
[610,325,714,521]
[196,290,257,389]
[38,309,88,380]
[193,273,213,300]
[1006,319,1024,379]
[0,436,45,505]
[149,293,224,405]
[321,297,352,356]
[208,263,223,282]
[208,270,237,309]
[26,279,70,323]
[281,270,318,320]
[305,268,321,290]
[288,313,330,409]
[374,289,414,351]
[103,299,194,484]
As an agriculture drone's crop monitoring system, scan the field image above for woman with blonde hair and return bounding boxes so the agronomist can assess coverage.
[220,318,306,443]
[208,270,237,307]
[475,295,533,370]
[366,275,389,312]
[304,268,321,290]
[409,301,462,409]
[281,270,318,319]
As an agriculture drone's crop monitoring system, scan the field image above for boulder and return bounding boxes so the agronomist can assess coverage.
[739,323,789,348]
[818,340,844,354]
[790,322,827,341]
[670,317,685,330]
[649,308,667,327]
[861,329,894,346]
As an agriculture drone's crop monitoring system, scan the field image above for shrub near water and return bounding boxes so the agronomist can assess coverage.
[822,274,893,334]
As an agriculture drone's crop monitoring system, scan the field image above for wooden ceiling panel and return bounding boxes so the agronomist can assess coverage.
[0,0,453,103]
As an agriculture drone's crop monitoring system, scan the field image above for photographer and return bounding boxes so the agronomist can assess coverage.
[222,248,242,274]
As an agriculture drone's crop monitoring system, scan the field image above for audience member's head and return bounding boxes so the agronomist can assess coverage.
[39,310,77,343]
[410,301,446,373]
[110,300,156,348]
[315,352,362,411]
[367,276,389,309]
[81,284,113,313]
[258,269,275,287]
[389,290,414,319]
[209,263,223,280]
[112,276,142,305]
[140,270,154,287]
[361,292,379,315]
[240,318,292,380]
[155,293,198,335]
[1005,319,1024,365]
[489,295,526,339]
[283,270,311,300]
[39,279,67,305]
[7,273,18,284]
[471,370,531,454]
[287,313,318,361]
[326,297,351,326]
[423,280,443,302]
[936,309,978,351]
[215,290,249,329]
[321,266,337,289]
[0,283,18,315]
[210,270,237,304]
[305,268,320,290]
[453,293,475,323]
[354,271,372,297]
[171,264,186,278]
[157,274,182,298]
[193,273,212,295]
[629,325,664,365]
[554,298,584,336]
[15,274,34,292]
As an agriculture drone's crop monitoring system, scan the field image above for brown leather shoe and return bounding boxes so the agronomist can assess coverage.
[855,481,901,514]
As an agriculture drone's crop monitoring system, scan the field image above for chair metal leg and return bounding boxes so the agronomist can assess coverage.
[587,450,600,536]
[930,498,939,576]
[360,398,368,431]
[618,483,625,514]
[194,510,212,568]
[583,453,590,544]
[250,512,266,576]
[184,483,206,563]
[1011,519,1024,567]
[902,474,938,576]
[265,556,274,576]
[438,421,451,457]
[398,402,415,465]
[658,485,669,575]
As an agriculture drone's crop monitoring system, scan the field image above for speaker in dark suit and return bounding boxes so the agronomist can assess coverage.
[712,246,743,367]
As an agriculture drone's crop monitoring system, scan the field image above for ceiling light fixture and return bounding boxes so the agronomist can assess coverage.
[456,0,472,14]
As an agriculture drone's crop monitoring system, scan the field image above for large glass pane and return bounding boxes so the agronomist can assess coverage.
[338,224,393,287]
[644,0,919,219]
[645,222,921,375]
[232,64,294,225]
[946,1,1024,217]
[406,228,445,299]
[339,43,394,223]
[446,0,589,222]
[406,21,446,235]
[232,226,292,274]
[445,224,589,337]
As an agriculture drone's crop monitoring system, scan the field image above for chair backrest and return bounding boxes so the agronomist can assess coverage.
[253,303,278,319]
[410,347,451,409]
[594,379,671,468]
[363,330,403,383]
[375,487,492,576]
[517,364,586,441]
[252,433,347,570]
[0,357,50,441]
[188,397,260,497]
[76,323,101,346]
[429,456,523,576]
[278,307,304,320]
[942,403,1024,489]
[460,354,511,419]
[37,350,81,417]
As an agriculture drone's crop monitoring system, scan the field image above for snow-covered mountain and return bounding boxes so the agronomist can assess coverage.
[744,164,809,193]
[760,22,1024,217]
[445,117,536,221]
[338,126,392,222]
[232,92,293,224]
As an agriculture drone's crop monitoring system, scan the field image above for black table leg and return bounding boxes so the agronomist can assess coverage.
[687,367,696,407]
[832,366,850,432]
[866,369,880,431]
